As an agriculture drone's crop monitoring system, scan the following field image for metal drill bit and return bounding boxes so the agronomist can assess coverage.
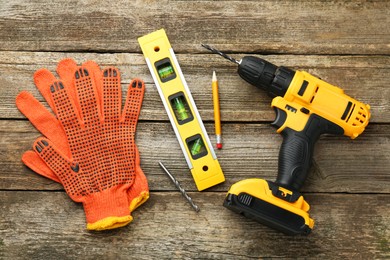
[158,161,200,212]
[201,44,240,64]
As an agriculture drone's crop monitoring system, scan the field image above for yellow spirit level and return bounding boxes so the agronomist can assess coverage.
[138,29,225,191]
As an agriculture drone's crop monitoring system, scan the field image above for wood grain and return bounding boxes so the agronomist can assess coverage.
[0,0,389,258]
[1,120,388,193]
[0,52,388,122]
[0,191,389,259]
[0,1,389,54]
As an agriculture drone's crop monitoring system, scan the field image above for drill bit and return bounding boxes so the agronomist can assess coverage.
[201,44,240,64]
[158,161,200,212]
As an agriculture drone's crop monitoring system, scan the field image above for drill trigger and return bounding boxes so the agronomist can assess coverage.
[271,107,287,129]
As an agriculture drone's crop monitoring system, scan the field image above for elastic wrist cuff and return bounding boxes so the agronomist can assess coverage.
[83,187,131,231]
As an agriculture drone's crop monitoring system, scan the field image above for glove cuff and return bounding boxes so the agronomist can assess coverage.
[128,168,150,213]
[82,187,132,231]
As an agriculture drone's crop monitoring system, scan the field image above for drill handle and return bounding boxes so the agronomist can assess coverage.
[274,112,344,191]
[277,127,317,191]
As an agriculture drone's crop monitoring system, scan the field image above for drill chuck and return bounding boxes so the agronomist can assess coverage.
[238,56,295,97]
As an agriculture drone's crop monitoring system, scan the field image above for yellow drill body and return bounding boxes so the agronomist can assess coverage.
[274,70,370,138]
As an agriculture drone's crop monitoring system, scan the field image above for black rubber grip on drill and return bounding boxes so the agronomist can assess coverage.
[276,114,344,191]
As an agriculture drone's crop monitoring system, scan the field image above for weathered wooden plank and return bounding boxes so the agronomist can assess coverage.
[0,1,389,54]
[1,120,388,193]
[0,52,387,122]
[0,1,388,259]
[0,191,389,259]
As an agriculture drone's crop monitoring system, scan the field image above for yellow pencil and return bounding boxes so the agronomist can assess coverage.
[212,71,222,149]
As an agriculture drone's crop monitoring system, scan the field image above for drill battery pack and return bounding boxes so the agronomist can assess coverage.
[223,179,314,235]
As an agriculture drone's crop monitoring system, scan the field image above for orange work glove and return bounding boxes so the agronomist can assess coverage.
[17,59,149,214]
[16,60,146,230]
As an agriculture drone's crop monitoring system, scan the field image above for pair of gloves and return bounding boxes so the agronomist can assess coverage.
[16,58,148,231]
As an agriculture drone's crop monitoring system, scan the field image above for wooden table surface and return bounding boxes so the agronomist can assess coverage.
[1,1,389,259]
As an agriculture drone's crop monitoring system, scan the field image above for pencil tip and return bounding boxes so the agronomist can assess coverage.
[212,71,217,81]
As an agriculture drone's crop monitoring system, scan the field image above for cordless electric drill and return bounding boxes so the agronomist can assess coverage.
[202,44,371,235]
